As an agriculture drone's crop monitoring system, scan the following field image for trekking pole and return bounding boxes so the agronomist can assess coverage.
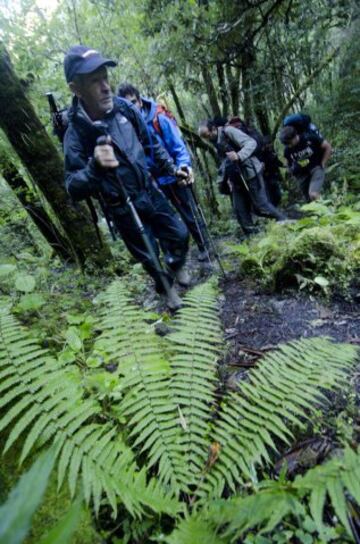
[96,134,173,298]
[185,186,212,265]
[187,185,226,278]
[235,163,250,192]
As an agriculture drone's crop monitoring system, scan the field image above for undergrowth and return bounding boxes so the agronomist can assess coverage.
[0,279,359,543]
[227,201,360,294]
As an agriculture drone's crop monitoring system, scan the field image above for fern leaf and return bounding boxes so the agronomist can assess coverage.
[167,281,222,486]
[96,280,187,492]
[202,338,358,497]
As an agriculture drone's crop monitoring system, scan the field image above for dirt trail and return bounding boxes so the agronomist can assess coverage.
[220,274,360,369]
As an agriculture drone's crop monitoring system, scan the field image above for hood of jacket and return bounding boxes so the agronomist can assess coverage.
[140,96,157,124]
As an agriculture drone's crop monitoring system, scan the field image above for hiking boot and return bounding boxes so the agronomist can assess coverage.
[165,286,183,311]
[198,249,210,262]
[176,267,191,287]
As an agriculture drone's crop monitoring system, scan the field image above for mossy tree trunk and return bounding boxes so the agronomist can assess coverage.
[1,153,73,262]
[0,43,112,267]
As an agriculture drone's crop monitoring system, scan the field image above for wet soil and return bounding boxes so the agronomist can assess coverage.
[220,273,360,369]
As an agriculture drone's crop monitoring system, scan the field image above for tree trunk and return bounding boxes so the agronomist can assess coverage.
[241,63,252,122]
[1,154,73,262]
[199,149,219,217]
[216,62,229,118]
[167,79,187,124]
[226,64,240,116]
[179,124,218,162]
[251,77,271,135]
[272,47,340,139]
[0,43,112,267]
[201,66,221,118]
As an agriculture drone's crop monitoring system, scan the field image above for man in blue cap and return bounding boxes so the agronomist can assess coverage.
[63,45,190,310]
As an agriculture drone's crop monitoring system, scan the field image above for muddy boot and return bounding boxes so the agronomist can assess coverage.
[176,267,191,287]
[164,286,183,311]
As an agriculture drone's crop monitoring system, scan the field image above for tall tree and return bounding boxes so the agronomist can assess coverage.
[0,43,112,267]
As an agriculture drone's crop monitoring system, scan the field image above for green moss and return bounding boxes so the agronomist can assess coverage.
[25,476,102,544]
[0,445,101,544]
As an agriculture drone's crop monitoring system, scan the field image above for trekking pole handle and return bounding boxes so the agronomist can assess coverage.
[45,92,58,114]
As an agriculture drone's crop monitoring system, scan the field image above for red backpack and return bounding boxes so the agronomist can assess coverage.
[153,103,178,135]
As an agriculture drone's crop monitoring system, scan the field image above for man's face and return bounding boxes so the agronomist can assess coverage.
[125,94,142,110]
[287,135,300,148]
[70,66,113,120]
[200,126,217,142]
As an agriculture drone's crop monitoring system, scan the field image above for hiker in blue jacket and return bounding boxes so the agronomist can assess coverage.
[118,83,208,262]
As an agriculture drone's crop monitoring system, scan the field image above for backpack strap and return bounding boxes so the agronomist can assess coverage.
[153,104,178,136]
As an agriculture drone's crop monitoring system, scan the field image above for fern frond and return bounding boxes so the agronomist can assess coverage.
[95,280,187,493]
[295,445,360,536]
[167,281,222,484]
[200,337,358,497]
[202,445,360,541]
[0,306,180,518]
[167,445,360,542]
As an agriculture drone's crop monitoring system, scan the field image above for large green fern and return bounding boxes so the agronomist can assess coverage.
[1,279,359,542]
[0,306,181,517]
[166,281,222,487]
[199,336,358,498]
[93,281,188,493]
[166,446,360,543]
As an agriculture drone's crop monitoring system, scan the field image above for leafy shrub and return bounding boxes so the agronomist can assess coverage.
[228,202,360,293]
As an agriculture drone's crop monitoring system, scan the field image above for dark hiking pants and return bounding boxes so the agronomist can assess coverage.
[229,166,286,234]
[161,183,206,251]
[264,174,282,207]
[231,185,256,235]
[110,182,189,293]
[297,166,325,201]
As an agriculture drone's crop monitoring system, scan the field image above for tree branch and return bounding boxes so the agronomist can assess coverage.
[271,47,340,139]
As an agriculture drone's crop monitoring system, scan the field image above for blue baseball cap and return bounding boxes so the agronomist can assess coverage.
[64,45,117,83]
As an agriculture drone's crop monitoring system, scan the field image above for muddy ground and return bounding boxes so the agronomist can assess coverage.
[220,274,360,369]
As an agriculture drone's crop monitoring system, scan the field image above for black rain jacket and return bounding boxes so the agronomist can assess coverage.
[64,96,177,206]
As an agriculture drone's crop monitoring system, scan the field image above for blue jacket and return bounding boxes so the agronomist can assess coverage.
[141,97,191,186]
[64,97,176,205]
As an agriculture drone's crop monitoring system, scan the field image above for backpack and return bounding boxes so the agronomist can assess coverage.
[227,117,264,159]
[283,113,321,137]
[153,104,178,135]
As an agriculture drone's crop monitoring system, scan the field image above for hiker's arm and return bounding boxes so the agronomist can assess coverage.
[64,128,102,201]
[158,115,191,168]
[320,140,332,168]
[128,104,178,176]
[225,126,257,162]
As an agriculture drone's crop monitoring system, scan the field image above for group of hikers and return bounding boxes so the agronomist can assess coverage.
[60,45,332,310]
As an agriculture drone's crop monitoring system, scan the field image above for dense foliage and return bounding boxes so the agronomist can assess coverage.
[228,200,360,293]
[0,280,359,543]
[0,0,359,542]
